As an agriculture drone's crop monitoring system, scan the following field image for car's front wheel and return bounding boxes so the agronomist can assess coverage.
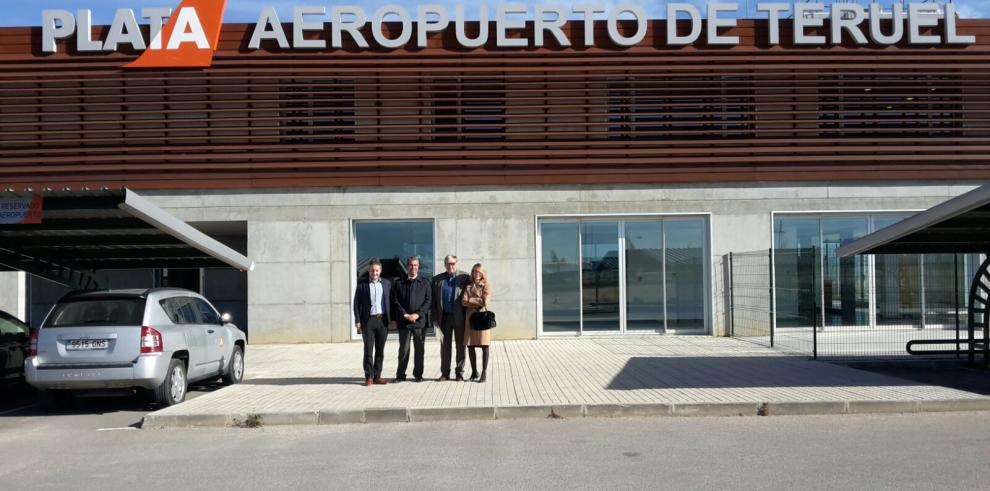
[221,346,244,385]
[154,358,187,407]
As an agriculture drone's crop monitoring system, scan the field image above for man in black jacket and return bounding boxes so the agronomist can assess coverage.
[392,256,431,382]
[353,258,391,386]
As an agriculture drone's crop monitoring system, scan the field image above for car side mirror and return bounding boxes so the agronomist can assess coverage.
[220,313,232,324]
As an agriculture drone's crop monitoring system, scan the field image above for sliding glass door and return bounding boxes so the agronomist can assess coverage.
[539,217,709,335]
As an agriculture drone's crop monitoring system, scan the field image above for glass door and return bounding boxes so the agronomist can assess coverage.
[624,221,665,333]
[581,222,621,333]
[539,216,709,336]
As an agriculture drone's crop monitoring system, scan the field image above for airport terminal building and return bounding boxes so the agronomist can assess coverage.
[0,3,988,344]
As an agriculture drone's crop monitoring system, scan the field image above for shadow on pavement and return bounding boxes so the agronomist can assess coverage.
[605,356,918,390]
[0,381,224,417]
[243,377,366,386]
[845,363,990,396]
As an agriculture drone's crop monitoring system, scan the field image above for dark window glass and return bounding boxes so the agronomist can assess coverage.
[159,297,200,325]
[193,298,221,325]
[355,221,434,282]
[44,299,146,327]
[0,315,28,336]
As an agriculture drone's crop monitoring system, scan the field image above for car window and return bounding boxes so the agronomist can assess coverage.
[0,316,27,336]
[44,299,145,328]
[160,297,200,325]
[193,298,221,325]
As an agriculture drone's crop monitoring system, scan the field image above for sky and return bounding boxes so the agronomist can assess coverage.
[4,0,990,26]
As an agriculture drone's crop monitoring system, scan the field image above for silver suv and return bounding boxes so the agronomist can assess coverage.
[25,288,246,407]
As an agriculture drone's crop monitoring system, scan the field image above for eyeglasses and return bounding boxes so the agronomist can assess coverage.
[445,262,456,266]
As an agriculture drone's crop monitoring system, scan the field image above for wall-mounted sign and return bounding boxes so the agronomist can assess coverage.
[40,2,977,68]
[0,197,43,225]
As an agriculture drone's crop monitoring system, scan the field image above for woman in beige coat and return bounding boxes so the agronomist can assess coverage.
[461,263,492,382]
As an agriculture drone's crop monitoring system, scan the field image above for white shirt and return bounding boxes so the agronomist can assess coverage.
[369,280,383,316]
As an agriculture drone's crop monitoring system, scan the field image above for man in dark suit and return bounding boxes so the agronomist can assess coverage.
[431,255,470,381]
[392,256,431,382]
[353,258,391,386]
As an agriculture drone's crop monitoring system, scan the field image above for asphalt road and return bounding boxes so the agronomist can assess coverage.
[1,409,988,490]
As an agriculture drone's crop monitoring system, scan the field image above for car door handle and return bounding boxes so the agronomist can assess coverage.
[207,329,215,334]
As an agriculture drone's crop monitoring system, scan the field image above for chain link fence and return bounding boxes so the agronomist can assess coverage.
[728,248,984,361]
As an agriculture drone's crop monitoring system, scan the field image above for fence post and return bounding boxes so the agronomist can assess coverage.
[769,248,775,348]
[955,253,961,358]
[812,246,818,360]
[728,252,735,337]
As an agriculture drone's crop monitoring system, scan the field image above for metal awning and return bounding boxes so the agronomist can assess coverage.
[0,188,254,289]
[837,184,990,257]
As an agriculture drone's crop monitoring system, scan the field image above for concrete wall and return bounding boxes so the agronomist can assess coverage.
[141,181,980,344]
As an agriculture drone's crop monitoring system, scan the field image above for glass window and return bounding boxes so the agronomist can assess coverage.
[582,222,620,333]
[44,299,146,328]
[773,217,820,328]
[539,217,708,335]
[665,219,706,330]
[193,298,221,325]
[0,315,28,337]
[159,297,200,325]
[821,217,870,327]
[355,221,434,281]
[541,222,580,334]
[873,214,921,327]
[625,221,664,332]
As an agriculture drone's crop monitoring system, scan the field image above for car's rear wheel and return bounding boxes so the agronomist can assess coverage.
[221,346,244,385]
[154,358,187,407]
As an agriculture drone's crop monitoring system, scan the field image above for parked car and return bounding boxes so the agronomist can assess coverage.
[25,288,246,407]
[0,310,30,384]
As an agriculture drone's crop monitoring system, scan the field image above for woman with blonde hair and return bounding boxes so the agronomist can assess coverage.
[461,263,493,382]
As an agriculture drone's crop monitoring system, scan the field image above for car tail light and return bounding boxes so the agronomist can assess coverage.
[29,329,38,357]
[140,326,163,354]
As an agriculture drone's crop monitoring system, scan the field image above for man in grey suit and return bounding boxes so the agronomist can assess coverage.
[431,255,470,381]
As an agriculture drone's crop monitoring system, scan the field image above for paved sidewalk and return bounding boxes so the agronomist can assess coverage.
[143,337,990,428]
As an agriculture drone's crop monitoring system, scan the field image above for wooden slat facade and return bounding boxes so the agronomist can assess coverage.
[1,19,988,190]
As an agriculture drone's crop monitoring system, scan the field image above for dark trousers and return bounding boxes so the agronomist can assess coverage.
[361,316,387,379]
[439,312,466,377]
[396,326,426,379]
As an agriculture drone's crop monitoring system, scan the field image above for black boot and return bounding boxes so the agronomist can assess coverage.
[468,347,479,380]
[478,346,489,383]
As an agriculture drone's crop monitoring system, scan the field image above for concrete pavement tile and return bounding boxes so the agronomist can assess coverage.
[318,409,365,425]
[256,411,320,426]
[585,403,672,418]
[365,408,410,423]
[409,406,496,422]
[917,398,990,412]
[847,400,921,414]
[672,402,761,417]
[766,401,848,416]
[496,405,553,420]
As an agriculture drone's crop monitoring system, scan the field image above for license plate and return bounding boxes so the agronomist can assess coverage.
[66,339,109,351]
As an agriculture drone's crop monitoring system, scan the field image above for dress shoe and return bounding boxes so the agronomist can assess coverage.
[415,376,424,382]
[478,372,487,383]
[455,374,465,382]
[373,378,388,385]
[364,378,373,386]
[393,377,406,383]
[469,372,479,381]
[438,375,450,382]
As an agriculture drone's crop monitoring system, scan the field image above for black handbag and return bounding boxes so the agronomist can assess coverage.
[470,307,496,331]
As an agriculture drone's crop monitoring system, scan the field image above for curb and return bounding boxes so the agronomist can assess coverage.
[141,398,990,429]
